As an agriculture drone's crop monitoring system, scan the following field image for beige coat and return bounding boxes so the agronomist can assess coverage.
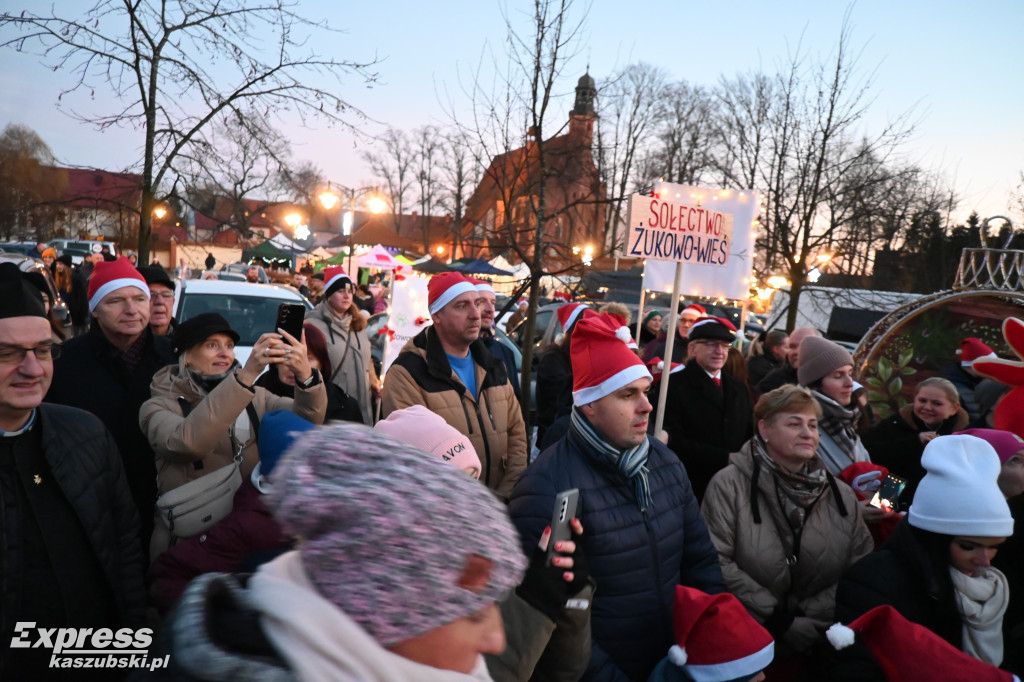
[701,440,873,629]
[305,301,375,424]
[140,361,327,495]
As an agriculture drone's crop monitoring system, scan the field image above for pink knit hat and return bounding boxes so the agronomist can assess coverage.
[956,428,1024,464]
[375,405,482,478]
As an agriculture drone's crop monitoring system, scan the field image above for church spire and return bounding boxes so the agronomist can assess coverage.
[572,71,596,117]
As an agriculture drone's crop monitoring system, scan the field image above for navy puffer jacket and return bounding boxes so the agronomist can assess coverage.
[509,432,725,682]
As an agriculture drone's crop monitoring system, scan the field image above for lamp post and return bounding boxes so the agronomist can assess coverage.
[284,212,306,272]
[318,183,386,273]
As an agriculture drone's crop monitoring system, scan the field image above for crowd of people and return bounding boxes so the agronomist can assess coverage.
[2,247,1024,682]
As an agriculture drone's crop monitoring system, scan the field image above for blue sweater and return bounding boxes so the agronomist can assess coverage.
[509,432,725,682]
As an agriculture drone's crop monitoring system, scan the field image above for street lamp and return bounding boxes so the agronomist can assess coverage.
[318,183,386,273]
[284,212,305,271]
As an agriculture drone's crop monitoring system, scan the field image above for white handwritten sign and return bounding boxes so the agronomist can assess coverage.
[626,194,734,266]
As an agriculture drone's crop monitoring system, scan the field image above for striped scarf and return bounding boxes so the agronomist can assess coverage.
[569,406,653,511]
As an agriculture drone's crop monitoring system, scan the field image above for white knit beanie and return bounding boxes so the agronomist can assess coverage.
[908,435,1014,537]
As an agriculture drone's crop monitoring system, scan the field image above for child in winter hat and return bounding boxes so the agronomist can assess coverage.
[259,421,527,652]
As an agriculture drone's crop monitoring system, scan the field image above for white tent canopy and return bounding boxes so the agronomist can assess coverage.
[356,243,402,271]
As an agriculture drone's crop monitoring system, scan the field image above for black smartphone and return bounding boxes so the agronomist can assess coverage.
[546,488,579,566]
[869,473,906,512]
[275,303,306,341]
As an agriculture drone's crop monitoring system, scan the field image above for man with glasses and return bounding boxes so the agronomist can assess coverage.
[46,257,174,555]
[653,316,753,501]
[0,263,144,678]
[137,265,177,336]
[472,279,521,404]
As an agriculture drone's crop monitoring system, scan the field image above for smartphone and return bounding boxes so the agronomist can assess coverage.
[275,303,306,341]
[546,488,579,566]
[869,473,906,512]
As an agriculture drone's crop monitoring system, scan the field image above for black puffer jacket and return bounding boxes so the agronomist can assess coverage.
[2,405,146,631]
[509,430,725,682]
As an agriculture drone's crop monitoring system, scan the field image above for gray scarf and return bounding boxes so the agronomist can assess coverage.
[569,406,652,511]
[812,390,861,460]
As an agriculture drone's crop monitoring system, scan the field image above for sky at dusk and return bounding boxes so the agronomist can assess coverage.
[1,0,1021,225]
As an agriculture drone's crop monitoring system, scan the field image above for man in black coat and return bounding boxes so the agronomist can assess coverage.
[46,257,175,555]
[0,264,145,679]
[654,316,753,501]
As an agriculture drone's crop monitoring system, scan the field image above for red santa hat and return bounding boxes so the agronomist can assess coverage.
[958,337,996,367]
[557,302,591,332]
[571,313,652,405]
[649,359,685,385]
[605,312,638,350]
[428,272,477,315]
[470,278,495,295]
[826,605,1015,682]
[681,303,707,318]
[665,586,774,682]
[88,257,150,311]
[322,266,353,299]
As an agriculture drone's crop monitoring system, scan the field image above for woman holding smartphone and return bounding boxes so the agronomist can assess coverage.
[140,313,327,556]
[833,434,1015,676]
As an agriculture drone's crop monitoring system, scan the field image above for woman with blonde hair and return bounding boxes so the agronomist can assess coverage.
[701,384,872,674]
[863,376,969,503]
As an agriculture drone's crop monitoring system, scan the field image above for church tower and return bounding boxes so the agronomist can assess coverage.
[569,71,596,146]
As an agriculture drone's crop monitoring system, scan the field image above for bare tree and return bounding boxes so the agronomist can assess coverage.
[458,0,592,425]
[177,109,292,238]
[411,125,442,251]
[0,124,67,240]
[280,161,328,208]
[437,128,478,257]
[594,62,666,253]
[2,0,377,262]
[715,19,914,330]
[363,127,414,230]
[637,80,718,188]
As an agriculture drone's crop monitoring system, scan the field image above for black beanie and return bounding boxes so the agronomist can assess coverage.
[0,263,47,319]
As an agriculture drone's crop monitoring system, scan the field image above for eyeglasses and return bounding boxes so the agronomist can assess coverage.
[0,344,62,364]
[151,291,175,300]
[695,340,731,350]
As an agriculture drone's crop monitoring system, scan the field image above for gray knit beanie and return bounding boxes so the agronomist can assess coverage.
[797,336,854,386]
[267,421,527,646]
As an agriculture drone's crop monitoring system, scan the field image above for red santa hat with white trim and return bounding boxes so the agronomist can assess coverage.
[571,313,652,405]
[427,272,478,315]
[826,605,1017,682]
[680,303,707,317]
[322,266,353,299]
[557,302,591,332]
[605,312,638,350]
[663,586,774,682]
[649,358,684,385]
[958,337,996,367]
[470,278,495,295]
[88,257,150,312]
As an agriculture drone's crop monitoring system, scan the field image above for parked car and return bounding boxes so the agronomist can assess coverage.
[49,239,118,264]
[0,241,40,257]
[506,302,567,355]
[173,279,311,366]
[217,262,269,283]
